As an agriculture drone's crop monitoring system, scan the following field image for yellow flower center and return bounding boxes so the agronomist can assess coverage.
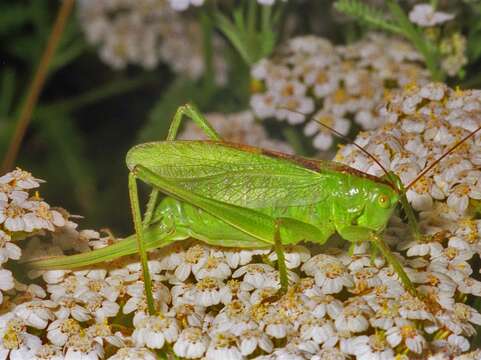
[205,256,219,269]
[35,203,52,220]
[412,176,431,194]
[444,247,459,260]
[324,262,344,279]
[5,203,25,218]
[61,319,82,335]
[315,71,328,84]
[185,245,205,264]
[196,277,218,290]
[370,333,388,351]
[215,333,238,348]
[333,88,348,104]
[400,325,417,339]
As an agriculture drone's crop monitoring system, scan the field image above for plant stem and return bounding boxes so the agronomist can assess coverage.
[1,0,75,173]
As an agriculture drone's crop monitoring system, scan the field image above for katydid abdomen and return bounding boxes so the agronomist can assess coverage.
[153,196,335,247]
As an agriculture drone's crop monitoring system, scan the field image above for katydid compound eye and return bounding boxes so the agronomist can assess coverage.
[378,194,390,208]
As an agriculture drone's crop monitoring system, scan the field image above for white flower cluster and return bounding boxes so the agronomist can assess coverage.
[250,33,430,151]
[0,169,68,307]
[179,111,293,153]
[11,236,481,358]
[337,82,481,215]
[77,0,227,83]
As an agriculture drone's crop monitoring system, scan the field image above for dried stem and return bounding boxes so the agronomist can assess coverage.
[1,0,75,172]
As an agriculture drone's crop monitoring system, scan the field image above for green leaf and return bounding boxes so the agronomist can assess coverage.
[5,35,42,64]
[51,18,87,71]
[214,10,253,65]
[334,0,402,34]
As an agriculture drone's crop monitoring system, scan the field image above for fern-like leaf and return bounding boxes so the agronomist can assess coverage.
[334,0,402,34]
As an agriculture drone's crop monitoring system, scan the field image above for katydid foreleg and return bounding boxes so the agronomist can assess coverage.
[335,223,418,297]
[383,171,422,242]
[370,233,418,297]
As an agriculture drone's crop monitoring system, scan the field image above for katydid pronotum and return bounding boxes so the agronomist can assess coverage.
[26,103,481,315]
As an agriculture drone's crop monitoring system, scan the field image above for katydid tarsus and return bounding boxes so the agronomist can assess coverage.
[25,103,481,316]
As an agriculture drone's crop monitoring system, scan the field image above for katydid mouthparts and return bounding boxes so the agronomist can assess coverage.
[24,103,481,315]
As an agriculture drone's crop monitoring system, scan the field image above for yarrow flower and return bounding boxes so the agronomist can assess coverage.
[250,33,429,151]
[408,3,455,27]
[77,0,227,83]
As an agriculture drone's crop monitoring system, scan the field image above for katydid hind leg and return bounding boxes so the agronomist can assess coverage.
[129,172,156,315]
[25,228,180,270]
[134,164,325,247]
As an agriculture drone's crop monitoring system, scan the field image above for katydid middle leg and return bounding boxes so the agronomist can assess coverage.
[143,103,223,227]
[260,219,290,304]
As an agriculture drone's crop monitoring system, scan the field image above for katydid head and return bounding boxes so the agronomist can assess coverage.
[312,115,481,238]
[356,178,399,233]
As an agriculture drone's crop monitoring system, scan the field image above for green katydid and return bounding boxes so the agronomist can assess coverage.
[25,103,481,316]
